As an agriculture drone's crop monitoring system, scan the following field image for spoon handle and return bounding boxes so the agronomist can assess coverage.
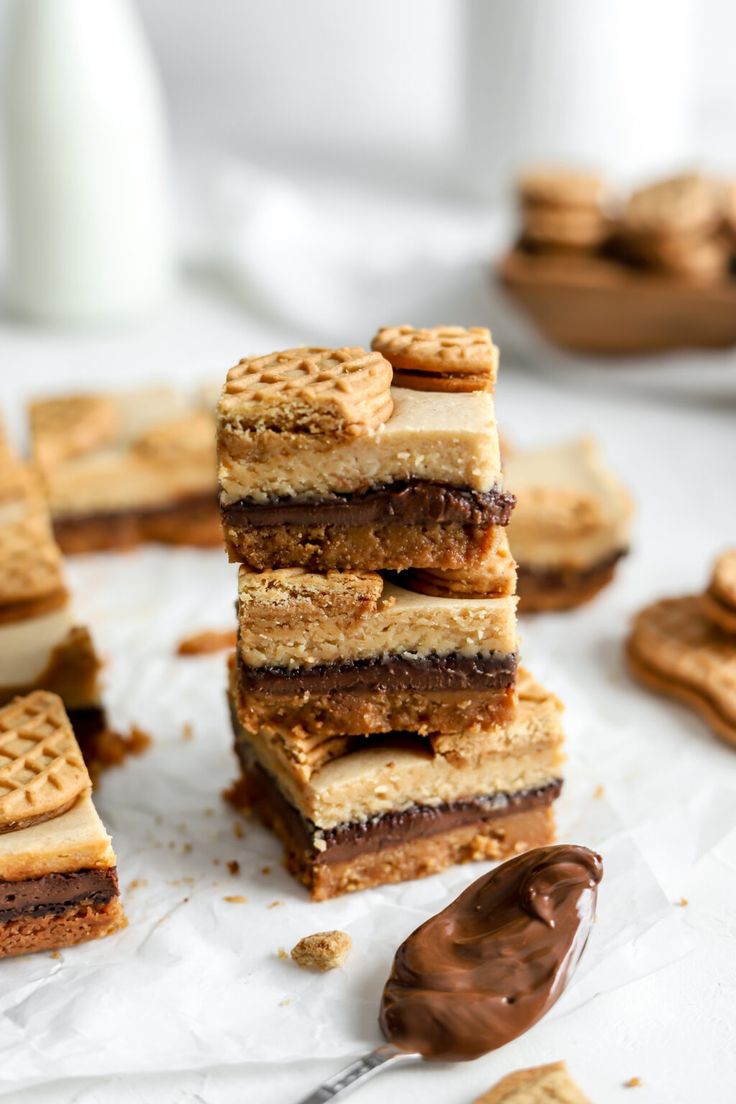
[296,1044,421,1102]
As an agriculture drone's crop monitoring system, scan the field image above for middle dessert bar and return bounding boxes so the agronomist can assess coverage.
[235,561,519,737]
[218,347,512,571]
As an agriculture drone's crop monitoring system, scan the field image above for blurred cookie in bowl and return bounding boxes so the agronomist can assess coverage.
[504,437,633,613]
[517,166,610,254]
[617,172,731,284]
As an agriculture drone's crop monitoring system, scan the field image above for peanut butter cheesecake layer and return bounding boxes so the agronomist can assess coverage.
[504,437,632,612]
[0,693,124,956]
[0,441,104,740]
[229,670,563,899]
[235,567,518,736]
[218,348,511,570]
[29,385,221,552]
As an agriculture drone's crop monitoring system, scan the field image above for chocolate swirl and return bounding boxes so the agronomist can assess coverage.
[379,844,603,1061]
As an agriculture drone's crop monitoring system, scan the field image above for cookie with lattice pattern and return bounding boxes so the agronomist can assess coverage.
[219,347,393,436]
[0,502,66,611]
[627,595,736,748]
[371,325,497,392]
[0,692,89,832]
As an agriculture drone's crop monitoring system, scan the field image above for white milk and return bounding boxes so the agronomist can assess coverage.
[3,0,173,326]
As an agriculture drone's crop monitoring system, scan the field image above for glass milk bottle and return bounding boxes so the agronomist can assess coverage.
[3,0,173,326]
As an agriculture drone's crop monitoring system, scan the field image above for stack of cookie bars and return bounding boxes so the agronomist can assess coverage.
[217,328,565,899]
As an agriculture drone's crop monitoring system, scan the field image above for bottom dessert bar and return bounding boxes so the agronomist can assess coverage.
[52,491,222,554]
[517,549,627,613]
[229,667,564,899]
[235,757,558,900]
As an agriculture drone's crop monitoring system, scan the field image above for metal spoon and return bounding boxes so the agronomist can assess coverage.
[296,1044,422,1102]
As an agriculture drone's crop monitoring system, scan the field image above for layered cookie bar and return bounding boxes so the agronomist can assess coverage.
[218,347,512,571]
[234,564,519,738]
[0,437,104,754]
[0,692,124,956]
[230,668,563,900]
[504,437,632,612]
[29,384,220,553]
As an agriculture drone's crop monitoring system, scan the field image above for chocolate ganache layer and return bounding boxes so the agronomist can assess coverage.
[0,867,119,923]
[380,844,603,1061]
[237,651,519,696]
[235,750,561,866]
[222,481,515,528]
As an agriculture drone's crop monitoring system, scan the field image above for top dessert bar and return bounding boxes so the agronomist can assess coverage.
[29,384,220,553]
[218,346,510,571]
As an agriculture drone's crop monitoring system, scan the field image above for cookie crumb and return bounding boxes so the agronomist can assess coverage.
[268,900,284,909]
[182,723,193,742]
[227,860,240,876]
[593,783,605,799]
[233,821,245,839]
[127,878,148,893]
[223,895,247,904]
[182,842,192,855]
[290,930,352,971]
[277,947,288,961]
[177,628,237,656]
[260,865,271,875]
[50,950,61,959]
[279,998,291,1006]
[624,1077,642,1088]
[85,725,151,782]
[676,897,689,907]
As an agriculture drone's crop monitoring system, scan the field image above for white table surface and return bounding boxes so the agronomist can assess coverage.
[2,276,736,1104]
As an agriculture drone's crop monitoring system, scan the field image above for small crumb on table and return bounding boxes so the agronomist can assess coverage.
[290,930,352,971]
[227,860,240,875]
[624,1076,642,1088]
[593,783,605,799]
[268,900,284,909]
[223,895,247,904]
[676,897,689,907]
[177,628,237,656]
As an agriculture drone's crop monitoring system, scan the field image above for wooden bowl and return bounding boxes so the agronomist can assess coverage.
[498,246,736,356]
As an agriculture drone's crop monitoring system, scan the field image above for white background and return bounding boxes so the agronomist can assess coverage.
[0,2,736,1101]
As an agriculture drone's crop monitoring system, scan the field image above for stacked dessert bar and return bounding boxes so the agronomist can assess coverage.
[0,691,123,957]
[0,429,105,758]
[218,333,564,899]
[29,384,220,553]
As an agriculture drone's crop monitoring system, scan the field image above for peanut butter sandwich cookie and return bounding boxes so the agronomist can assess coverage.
[619,172,729,283]
[232,565,518,738]
[0,432,105,756]
[218,346,512,571]
[230,668,563,900]
[371,324,498,392]
[627,596,736,747]
[473,1061,591,1104]
[0,692,124,956]
[701,549,736,635]
[517,167,608,252]
[504,438,632,612]
[29,384,220,553]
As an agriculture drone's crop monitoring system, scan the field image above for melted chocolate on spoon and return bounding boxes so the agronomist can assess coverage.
[379,844,603,1061]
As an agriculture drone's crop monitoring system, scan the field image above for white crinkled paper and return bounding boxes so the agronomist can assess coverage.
[0,547,728,1097]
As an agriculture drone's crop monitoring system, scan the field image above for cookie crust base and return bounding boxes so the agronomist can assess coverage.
[224,521,499,572]
[53,494,221,554]
[234,685,517,740]
[0,896,125,958]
